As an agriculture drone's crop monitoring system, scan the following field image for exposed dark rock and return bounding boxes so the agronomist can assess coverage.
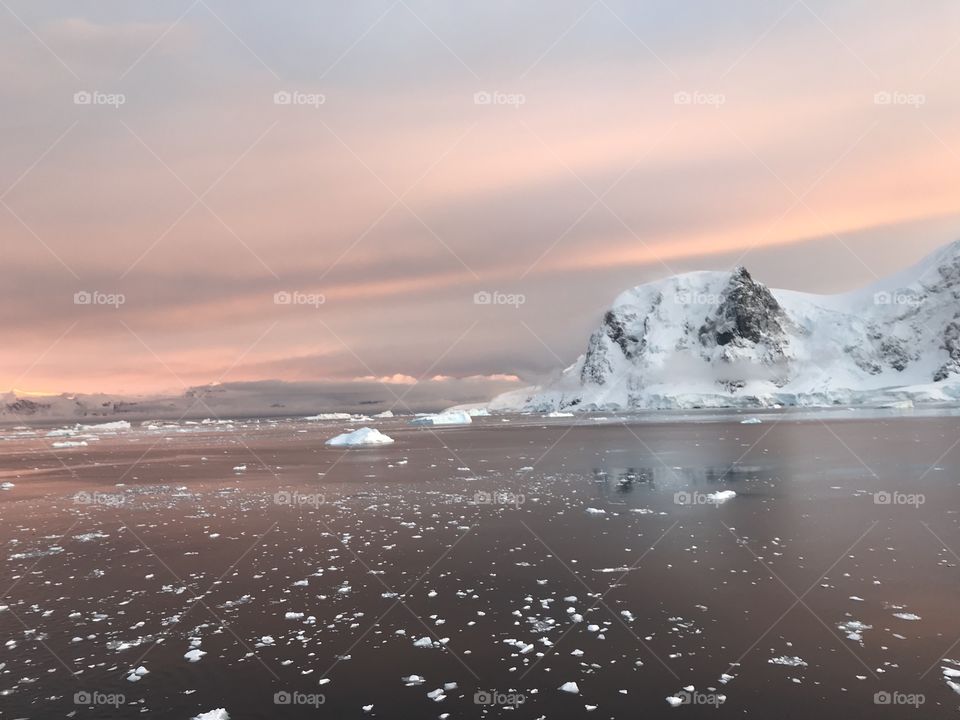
[698,267,790,359]
[5,398,50,415]
[934,321,960,381]
[879,338,910,372]
[580,304,649,385]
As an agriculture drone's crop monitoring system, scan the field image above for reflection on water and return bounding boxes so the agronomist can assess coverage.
[590,464,764,499]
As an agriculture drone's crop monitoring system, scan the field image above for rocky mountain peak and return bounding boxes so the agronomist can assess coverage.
[698,266,789,351]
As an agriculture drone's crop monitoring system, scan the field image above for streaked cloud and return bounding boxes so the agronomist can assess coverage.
[2,0,960,402]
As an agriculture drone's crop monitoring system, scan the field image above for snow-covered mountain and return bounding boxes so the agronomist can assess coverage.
[490,240,960,411]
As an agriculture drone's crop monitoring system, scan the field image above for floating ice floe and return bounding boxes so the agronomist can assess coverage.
[80,420,131,431]
[52,440,87,448]
[409,411,472,426]
[126,666,149,682]
[769,656,807,667]
[892,612,921,620]
[326,427,395,447]
[184,649,206,662]
[740,417,762,424]
[838,620,871,643]
[304,413,353,420]
[584,507,607,515]
[546,411,575,418]
[75,532,109,543]
[559,681,580,694]
[707,490,736,504]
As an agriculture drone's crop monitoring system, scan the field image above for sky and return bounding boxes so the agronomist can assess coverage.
[3,0,960,406]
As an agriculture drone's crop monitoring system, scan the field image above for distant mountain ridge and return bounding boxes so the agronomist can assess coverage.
[489,240,960,411]
[0,376,515,424]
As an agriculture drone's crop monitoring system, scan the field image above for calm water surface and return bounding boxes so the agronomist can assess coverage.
[1,412,959,719]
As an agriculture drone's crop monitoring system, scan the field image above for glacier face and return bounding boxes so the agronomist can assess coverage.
[490,241,960,411]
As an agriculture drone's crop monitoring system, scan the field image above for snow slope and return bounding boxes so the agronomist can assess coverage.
[490,240,960,411]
